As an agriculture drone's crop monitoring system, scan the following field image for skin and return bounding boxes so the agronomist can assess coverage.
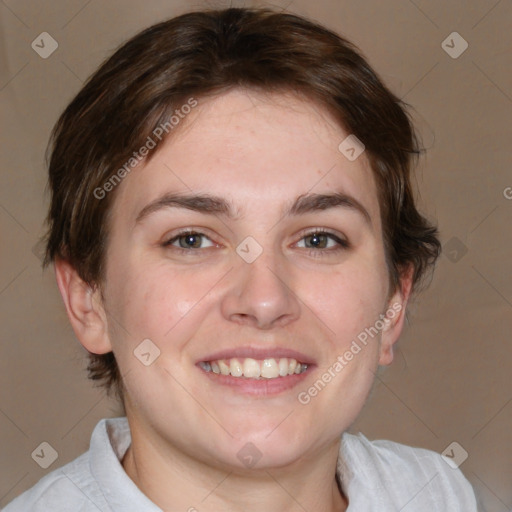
[55,88,412,512]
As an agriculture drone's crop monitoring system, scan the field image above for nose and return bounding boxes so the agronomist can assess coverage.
[220,251,301,329]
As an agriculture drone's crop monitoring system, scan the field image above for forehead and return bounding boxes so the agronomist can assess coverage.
[110,88,380,225]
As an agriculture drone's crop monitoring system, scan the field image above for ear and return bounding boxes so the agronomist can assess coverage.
[378,265,414,366]
[54,258,112,354]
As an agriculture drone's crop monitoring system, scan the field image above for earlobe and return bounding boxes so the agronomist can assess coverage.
[54,258,112,355]
[378,266,414,366]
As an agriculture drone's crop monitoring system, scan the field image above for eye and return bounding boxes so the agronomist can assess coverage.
[163,231,215,250]
[296,231,349,250]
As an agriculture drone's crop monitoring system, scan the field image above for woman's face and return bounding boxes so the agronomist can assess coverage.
[100,88,407,470]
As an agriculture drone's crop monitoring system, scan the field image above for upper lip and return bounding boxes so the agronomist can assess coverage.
[198,346,315,365]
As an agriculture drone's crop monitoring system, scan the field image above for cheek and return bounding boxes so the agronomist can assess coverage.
[107,258,222,350]
[299,255,388,348]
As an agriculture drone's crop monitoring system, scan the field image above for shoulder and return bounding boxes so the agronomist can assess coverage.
[3,452,108,512]
[2,419,118,512]
[340,433,479,511]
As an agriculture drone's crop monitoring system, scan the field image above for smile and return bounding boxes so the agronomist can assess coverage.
[199,357,308,379]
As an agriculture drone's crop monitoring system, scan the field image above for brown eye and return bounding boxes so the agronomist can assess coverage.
[304,233,329,249]
[178,233,202,248]
[297,231,348,250]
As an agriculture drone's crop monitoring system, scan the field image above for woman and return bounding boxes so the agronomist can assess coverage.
[4,7,478,511]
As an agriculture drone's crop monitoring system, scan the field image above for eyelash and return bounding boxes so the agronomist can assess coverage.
[162,228,350,256]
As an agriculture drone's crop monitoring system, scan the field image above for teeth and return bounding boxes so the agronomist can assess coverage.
[218,360,230,375]
[278,357,289,377]
[201,357,308,379]
[230,358,243,377]
[261,358,279,379]
[199,361,211,372]
[243,358,261,378]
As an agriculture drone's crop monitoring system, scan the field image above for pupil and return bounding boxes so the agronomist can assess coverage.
[309,233,326,248]
[182,234,200,248]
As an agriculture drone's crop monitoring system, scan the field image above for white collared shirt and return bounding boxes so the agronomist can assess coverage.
[3,417,479,511]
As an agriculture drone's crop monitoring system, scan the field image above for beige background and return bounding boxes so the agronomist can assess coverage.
[1,0,511,510]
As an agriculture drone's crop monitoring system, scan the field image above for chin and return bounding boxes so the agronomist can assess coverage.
[212,437,308,471]
[230,425,313,467]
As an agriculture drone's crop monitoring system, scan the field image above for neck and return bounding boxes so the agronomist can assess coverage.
[121,420,348,512]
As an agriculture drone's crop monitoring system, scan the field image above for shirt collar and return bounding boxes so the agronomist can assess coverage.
[90,416,361,511]
[89,417,162,511]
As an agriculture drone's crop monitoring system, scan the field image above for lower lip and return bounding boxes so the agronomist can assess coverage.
[198,366,313,396]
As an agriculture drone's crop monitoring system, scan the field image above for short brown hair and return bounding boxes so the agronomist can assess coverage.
[42,7,441,402]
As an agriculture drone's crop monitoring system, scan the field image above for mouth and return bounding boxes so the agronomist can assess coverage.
[196,348,314,396]
[198,357,308,379]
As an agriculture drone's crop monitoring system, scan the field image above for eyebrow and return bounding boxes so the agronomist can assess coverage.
[134,191,372,227]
